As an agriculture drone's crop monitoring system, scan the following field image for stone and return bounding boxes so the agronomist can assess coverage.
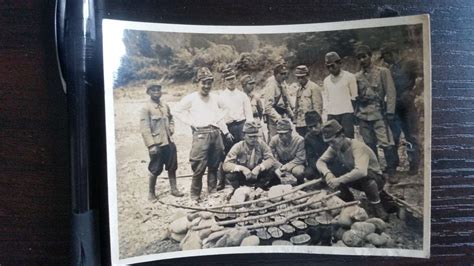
[351,222,376,237]
[226,228,251,246]
[268,184,293,203]
[240,235,260,246]
[169,216,189,234]
[324,195,346,216]
[365,217,387,233]
[308,190,327,209]
[170,232,186,242]
[342,230,365,247]
[230,186,253,205]
[283,190,307,205]
[180,230,202,250]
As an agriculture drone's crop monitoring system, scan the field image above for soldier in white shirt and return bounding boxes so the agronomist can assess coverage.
[219,66,254,151]
[323,52,358,138]
[173,67,234,201]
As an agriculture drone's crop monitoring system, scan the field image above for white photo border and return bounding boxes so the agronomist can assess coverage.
[103,14,432,265]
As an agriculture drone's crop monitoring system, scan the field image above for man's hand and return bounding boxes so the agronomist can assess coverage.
[280,164,289,173]
[148,145,159,155]
[251,165,262,177]
[239,166,253,180]
[225,132,235,143]
[386,113,395,121]
[326,176,343,190]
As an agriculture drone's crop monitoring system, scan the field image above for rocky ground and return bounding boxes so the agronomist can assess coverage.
[112,85,425,259]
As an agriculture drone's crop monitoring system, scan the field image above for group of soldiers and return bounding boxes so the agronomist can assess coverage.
[140,43,422,221]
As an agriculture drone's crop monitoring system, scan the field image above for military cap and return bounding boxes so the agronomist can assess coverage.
[380,42,399,56]
[305,111,322,127]
[354,45,372,56]
[240,74,256,85]
[243,121,261,136]
[273,63,289,75]
[276,119,292,133]
[294,65,309,77]
[325,52,341,63]
[222,65,236,80]
[195,67,214,82]
[321,120,343,142]
[146,84,162,93]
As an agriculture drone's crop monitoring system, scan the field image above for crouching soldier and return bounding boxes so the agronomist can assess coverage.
[269,119,306,185]
[222,121,280,190]
[316,120,389,220]
[140,84,184,201]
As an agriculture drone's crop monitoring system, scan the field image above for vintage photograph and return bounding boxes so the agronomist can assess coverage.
[103,15,431,264]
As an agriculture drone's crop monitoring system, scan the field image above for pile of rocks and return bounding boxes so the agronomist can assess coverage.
[166,181,396,249]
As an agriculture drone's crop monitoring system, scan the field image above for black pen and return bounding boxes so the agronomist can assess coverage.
[56,0,100,265]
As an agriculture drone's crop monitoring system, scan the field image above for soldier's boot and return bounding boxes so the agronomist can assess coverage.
[207,168,218,194]
[383,146,398,183]
[370,202,389,221]
[216,164,226,191]
[168,171,184,197]
[148,173,158,201]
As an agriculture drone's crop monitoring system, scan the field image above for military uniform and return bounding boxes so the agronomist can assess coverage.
[269,120,306,184]
[303,112,328,179]
[140,85,183,200]
[294,84,323,137]
[173,68,228,200]
[263,67,293,138]
[316,120,388,220]
[354,64,398,172]
[222,122,279,189]
[386,56,421,173]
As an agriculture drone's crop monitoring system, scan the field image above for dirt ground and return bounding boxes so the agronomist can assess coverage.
[112,85,425,259]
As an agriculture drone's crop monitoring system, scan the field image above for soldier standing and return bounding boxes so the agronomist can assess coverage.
[140,84,184,201]
[316,120,388,220]
[269,119,306,185]
[263,63,293,138]
[222,121,279,190]
[354,45,398,175]
[323,52,358,138]
[303,111,328,180]
[241,74,264,121]
[293,65,323,137]
[219,66,254,151]
[381,42,422,176]
[173,67,233,201]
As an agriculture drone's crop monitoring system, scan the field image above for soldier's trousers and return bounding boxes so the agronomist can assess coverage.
[225,170,280,190]
[389,103,420,171]
[224,120,245,153]
[327,163,385,204]
[267,118,278,140]
[359,118,398,171]
[189,126,224,199]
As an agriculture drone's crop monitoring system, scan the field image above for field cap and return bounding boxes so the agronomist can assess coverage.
[240,74,256,85]
[294,65,309,77]
[354,45,372,56]
[196,67,214,82]
[322,120,343,142]
[276,119,292,133]
[243,121,261,136]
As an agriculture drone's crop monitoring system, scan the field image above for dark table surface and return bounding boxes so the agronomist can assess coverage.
[1,0,473,265]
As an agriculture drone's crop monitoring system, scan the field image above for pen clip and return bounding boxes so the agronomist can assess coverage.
[55,0,67,94]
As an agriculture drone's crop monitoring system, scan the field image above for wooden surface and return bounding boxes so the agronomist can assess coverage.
[1,0,473,264]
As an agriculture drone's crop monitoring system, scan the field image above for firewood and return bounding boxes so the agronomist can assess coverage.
[383,191,423,217]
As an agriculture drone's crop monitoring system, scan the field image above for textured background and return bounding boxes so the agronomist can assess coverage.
[0,0,473,264]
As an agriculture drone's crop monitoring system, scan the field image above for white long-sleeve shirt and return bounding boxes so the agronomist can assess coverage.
[323,70,358,115]
[173,91,229,134]
[218,88,254,123]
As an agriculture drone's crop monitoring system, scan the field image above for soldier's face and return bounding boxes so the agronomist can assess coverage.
[199,79,213,96]
[326,60,342,76]
[148,88,162,102]
[296,75,309,86]
[383,52,395,65]
[244,134,259,147]
[225,77,237,90]
[328,135,345,150]
[308,123,321,134]
[357,53,372,68]
[279,131,292,144]
[243,82,255,94]
[275,71,288,83]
